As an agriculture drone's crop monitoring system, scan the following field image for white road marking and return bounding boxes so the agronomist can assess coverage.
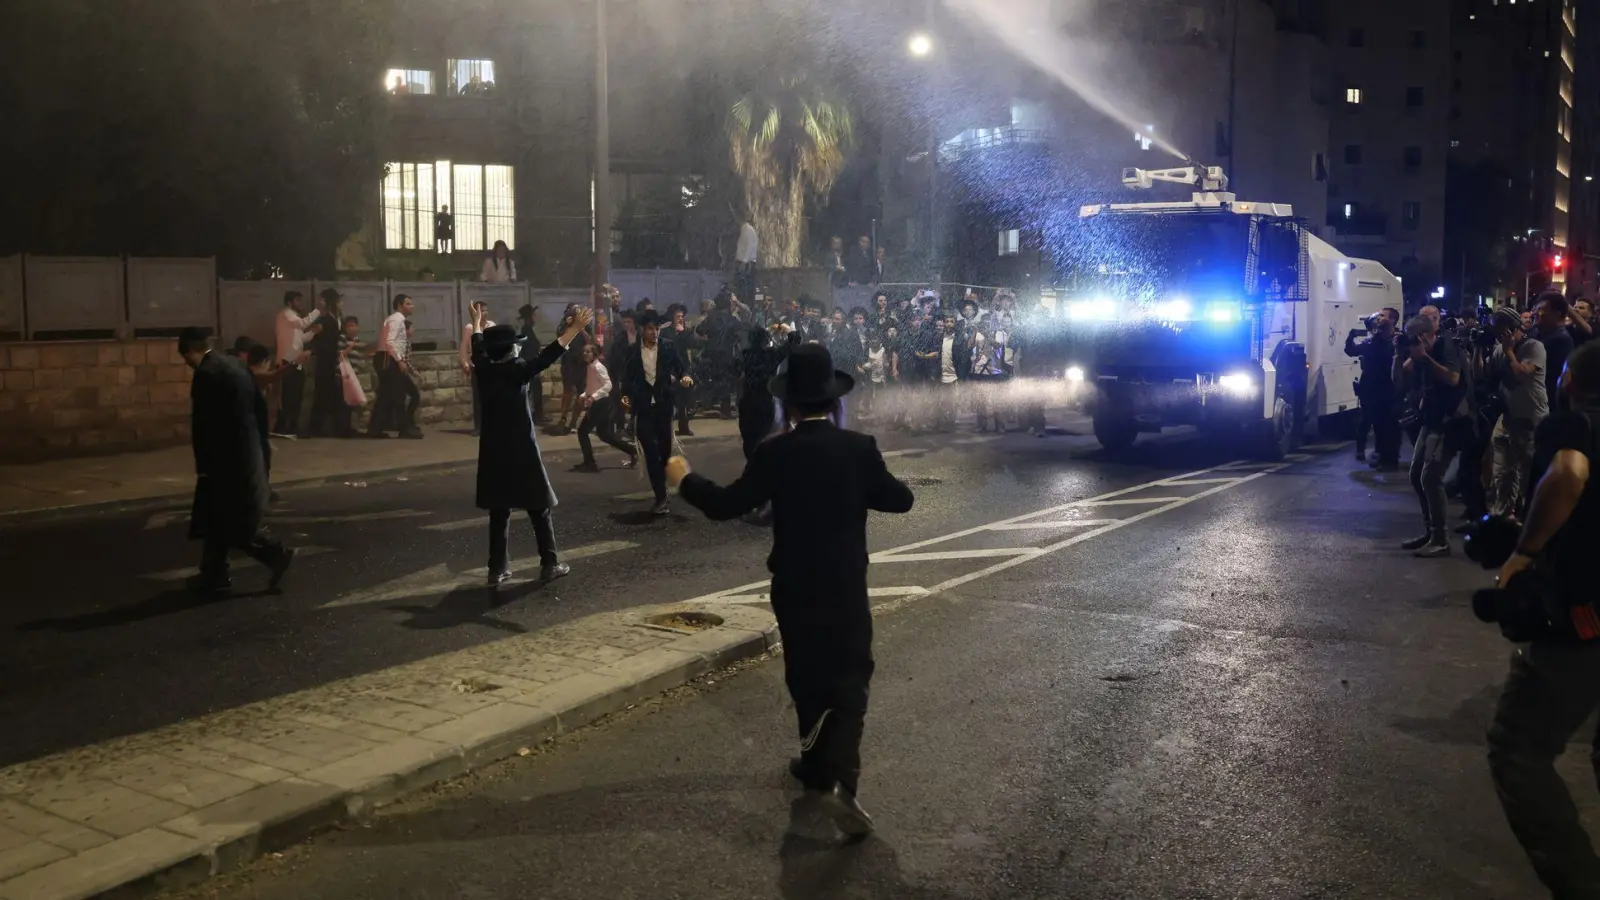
[880,449,926,459]
[706,585,929,606]
[1159,477,1241,487]
[318,540,638,609]
[420,517,489,532]
[984,520,1121,531]
[1081,497,1184,507]
[143,508,190,530]
[271,509,429,525]
[681,453,1304,606]
[1300,442,1350,452]
[952,436,999,445]
[873,548,1037,564]
[139,547,336,582]
[616,490,675,502]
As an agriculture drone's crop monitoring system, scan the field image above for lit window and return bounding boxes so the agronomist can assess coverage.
[381,161,515,251]
[1346,87,1363,104]
[1344,204,1353,219]
[448,59,497,96]
[385,69,434,95]
[998,229,1021,257]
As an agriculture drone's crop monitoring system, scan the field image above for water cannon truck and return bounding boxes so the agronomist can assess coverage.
[1057,164,1401,458]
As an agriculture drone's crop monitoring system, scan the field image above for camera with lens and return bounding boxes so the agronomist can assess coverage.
[1463,514,1582,642]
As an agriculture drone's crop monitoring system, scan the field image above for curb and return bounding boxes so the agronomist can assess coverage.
[16,618,780,900]
[0,430,738,527]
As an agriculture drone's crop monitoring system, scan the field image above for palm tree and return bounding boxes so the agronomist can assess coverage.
[726,72,853,268]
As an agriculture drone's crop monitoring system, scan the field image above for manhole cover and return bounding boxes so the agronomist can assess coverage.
[902,476,943,486]
[642,611,725,634]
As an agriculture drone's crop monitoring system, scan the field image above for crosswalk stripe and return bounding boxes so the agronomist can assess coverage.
[1082,497,1183,507]
[985,519,1120,531]
[873,548,1037,564]
[139,547,336,582]
[714,585,929,606]
[1159,477,1241,487]
[317,540,638,609]
[420,517,489,532]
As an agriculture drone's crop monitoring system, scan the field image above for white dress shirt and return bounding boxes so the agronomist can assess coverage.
[275,307,321,364]
[735,222,759,265]
[584,360,613,401]
[641,344,659,386]
[940,334,958,384]
[480,257,516,284]
[460,319,495,367]
[379,311,411,363]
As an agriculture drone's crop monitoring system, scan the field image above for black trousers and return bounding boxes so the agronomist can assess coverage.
[487,507,558,572]
[578,398,634,464]
[738,393,775,461]
[276,364,306,435]
[1357,389,1401,463]
[675,384,694,433]
[368,360,419,434]
[470,370,483,434]
[307,365,349,437]
[200,528,284,579]
[1489,641,1600,898]
[774,583,874,797]
[635,403,675,502]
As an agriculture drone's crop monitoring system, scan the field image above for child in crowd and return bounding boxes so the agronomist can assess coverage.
[573,342,636,472]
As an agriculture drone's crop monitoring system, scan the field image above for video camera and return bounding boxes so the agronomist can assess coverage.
[1463,514,1589,642]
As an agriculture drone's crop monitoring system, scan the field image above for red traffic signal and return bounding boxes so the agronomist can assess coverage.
[1554,254,1565,271]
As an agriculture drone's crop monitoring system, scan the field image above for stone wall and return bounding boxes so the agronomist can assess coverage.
[0,340,561,462]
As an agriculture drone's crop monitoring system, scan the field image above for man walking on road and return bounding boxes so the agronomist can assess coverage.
[622,310,694,516]
[179,327,295,594]
[273,289,323,436]
[469,305,592,586]
[369,294,422,439]
[666,343,915,838]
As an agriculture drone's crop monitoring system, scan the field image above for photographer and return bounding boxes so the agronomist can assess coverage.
[1486,307,1549,520]
[1487,342,1600,899]
[1345,308,1401,469]
[1400,314,1468,557]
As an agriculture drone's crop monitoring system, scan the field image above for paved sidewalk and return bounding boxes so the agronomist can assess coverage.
[0,420,741,519]
[0,596,779,900]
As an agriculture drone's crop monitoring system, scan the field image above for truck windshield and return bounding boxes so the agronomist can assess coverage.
[1060,213,1249,303]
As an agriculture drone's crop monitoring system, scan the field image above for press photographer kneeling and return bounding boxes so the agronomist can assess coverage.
[1471,342,1600,897]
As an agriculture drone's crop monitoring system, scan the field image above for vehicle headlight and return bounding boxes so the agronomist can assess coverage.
[1217,372,1254,395]
[1065,366,1085,383]
[1205,302,1240,323]
[1151,298,1193,321]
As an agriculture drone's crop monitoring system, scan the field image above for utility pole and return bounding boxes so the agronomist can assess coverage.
[593,0,611,329]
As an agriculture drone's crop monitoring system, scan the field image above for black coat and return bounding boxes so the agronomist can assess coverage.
[473,333,569,511]
[622,340,691,414]
[679,420,915,597]
[188,352,272,544]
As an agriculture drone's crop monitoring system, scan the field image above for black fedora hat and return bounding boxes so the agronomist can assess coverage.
[482,323,520,355]
[769,343,854,404]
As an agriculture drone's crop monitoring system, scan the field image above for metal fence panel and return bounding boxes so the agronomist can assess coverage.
[127,258,217,333]
[314,281,388,346]
[388,282,458,348]
[24,256,125,338]
[219,280,312,348]
[609,269,727,313]
[461,283,531,346]
[0,256,23,340]
[528,289,588,339]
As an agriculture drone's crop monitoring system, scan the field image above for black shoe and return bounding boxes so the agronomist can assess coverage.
[819,785,874,838]
[1414,539,1451,558]
[540,563,571,583]
[572,461,601,473]
[185,573,231,594]
[1400,534,1432,551]
[400,428,424,439]
[651,501,670,516]
[487,569,512,587]
[267,547,296,590]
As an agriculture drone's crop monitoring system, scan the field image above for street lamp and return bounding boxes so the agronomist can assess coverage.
[908,32,933,57]
[909,27,939,293]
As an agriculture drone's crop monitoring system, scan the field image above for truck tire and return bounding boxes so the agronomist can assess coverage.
[1093,410,1138,453]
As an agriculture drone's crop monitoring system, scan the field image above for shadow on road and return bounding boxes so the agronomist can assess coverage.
[16,586,277,633]
[386,580,552,633]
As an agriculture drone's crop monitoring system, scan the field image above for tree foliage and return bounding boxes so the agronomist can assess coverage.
[0,0,391,277]
[722,51,854,268]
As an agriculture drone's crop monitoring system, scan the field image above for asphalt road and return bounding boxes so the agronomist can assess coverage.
[0,411,1243,767]
[143,423,1577,899]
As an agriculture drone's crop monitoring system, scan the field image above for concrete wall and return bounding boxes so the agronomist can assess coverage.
[0,339,563,463]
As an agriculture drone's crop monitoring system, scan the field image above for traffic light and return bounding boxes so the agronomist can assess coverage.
[1554,253,1565,271]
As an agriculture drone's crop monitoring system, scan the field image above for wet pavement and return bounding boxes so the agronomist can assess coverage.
[149,433,1571,899]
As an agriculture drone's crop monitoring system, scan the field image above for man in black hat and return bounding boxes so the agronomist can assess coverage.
[469,305,593,585]
[665,343,915,837]
[179,327,296,593]
[621,310,695,515]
